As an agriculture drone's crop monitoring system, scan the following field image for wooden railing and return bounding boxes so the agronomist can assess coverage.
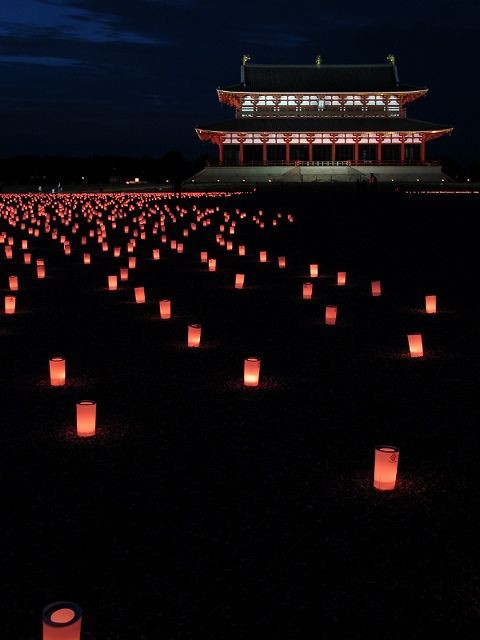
[209,160,440,167]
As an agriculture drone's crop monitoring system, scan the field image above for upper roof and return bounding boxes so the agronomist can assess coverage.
[196,118,452,133]
[219,64,425,94]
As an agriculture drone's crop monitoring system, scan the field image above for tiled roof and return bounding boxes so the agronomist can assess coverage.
[219,64,424,93]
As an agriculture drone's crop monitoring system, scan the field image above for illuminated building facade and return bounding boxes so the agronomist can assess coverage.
[193,56,453,183]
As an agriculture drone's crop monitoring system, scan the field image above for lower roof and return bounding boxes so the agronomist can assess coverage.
[196,118,452,134]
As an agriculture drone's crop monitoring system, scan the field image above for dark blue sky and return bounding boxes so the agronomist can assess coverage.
[0,0,477,161]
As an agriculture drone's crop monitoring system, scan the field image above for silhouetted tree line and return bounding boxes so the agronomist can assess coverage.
[0,151,209,189]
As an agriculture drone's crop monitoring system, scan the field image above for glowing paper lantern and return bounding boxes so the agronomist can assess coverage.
[42,601,82,640]
[5,295,16,314]
[337,271,346,286]
[235,274,245,289]
[24,253,32,265]
[188,324,202,347]
[153,249,160,260]
[83,253,91,265]
[407,334,423,358]
[108,275,118,291]
[134,286,145,304]
[208,258,216,272]
[76,400,96,437]
[129,257,136,269]
[200,251,208,263]
[374,446,400,491]
[244,357,261,387]
[425,295,437,314]
[303,282,313,300]
[37,265,46,279]
[49,357,66,387]
[278,256,286,268]
[371,280,382,297]
[310,264,318,278]
[159,299,171,319]
[120,268,128,281]
[325,305,337,325]
[259,250,267,263]
[9,275,18,291]
[238,245,246,256]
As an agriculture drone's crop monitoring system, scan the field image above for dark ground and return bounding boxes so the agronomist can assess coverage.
[1,189,479,639]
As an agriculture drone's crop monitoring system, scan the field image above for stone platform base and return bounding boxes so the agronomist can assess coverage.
[185,165,447,187]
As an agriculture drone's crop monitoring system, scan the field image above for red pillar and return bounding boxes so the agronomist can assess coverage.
[218,138,224,165]
[262,135,268,165]
[239,137,245,165]
[420,134,426,164]
[376,135,384,164]
[400,135,406,165]
[354,135,360,166]
[285,135,291,164]
[330,135,337,162]
[307,135,314,162]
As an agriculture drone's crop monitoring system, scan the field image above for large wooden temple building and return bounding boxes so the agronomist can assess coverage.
[191,56,453,185]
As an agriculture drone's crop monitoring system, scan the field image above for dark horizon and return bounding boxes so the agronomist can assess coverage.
[0,1,477,162]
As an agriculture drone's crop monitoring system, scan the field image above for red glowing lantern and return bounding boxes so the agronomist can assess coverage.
[259,250,267,263]
[159,299,171,319]
[244,357,261,387]
[235,273,245,289]
[188,323,202,347]
[49,357,66,387]
[238,245,246,256]
[9,275,18,291]
[337,271,346,286]
[374,446,400,491]
[108,275,118,291]
[153,249,160,260]
[83,253,91,265]
[310,264,318,278]
[425,295,437,314]
[200,251,208,263]
[134,286,145,304]
[76,400,96,437]
[371,280,382,297]
[24,253,32,264]
[5,295,16,314]
[42,601,82,640]
[129,257,136,269]
[208,258,216,272]
[325,305,337,325]
[120,268,128,281]
[303,282,313,300]
[407,334,423,358]
[278,256,286,268]
[37,265,46,279]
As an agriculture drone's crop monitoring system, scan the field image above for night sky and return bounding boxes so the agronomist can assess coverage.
[0,0,477,161]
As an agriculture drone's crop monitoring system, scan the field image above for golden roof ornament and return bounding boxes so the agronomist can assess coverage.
[242,54,251,65]
[315,55,323,66]
[386,53,396,65]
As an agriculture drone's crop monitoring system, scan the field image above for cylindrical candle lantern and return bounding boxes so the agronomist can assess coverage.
[244,357,261,387]
[83,253,91,265]
[134,286,145,303]
[49,357,66,387]
[425,295,437,314]
[37,265,46,279]
[374,446,400,491]
[129,257,136,269]
[371,280,382,297]
[325,305,337,325]
[108,275,118,291]
[5,295,16,314]
[337,271,346,286]
[303,282,313,300]
[310,264,318,278]
[200,251,208,263]
[235,274,245,289]
[407,334,423,358]
[278,256,286,268]
[259,250,267,262]
[24,253,32,264]
[208,258,216,272]
[153,248,160,260]
[159,299,171,319]
[9,275,18,291]
[42,601,82,640]
[120,268,128,281]
[188,324,202,347]
[76,400,96,437]
[239,245,246,256]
